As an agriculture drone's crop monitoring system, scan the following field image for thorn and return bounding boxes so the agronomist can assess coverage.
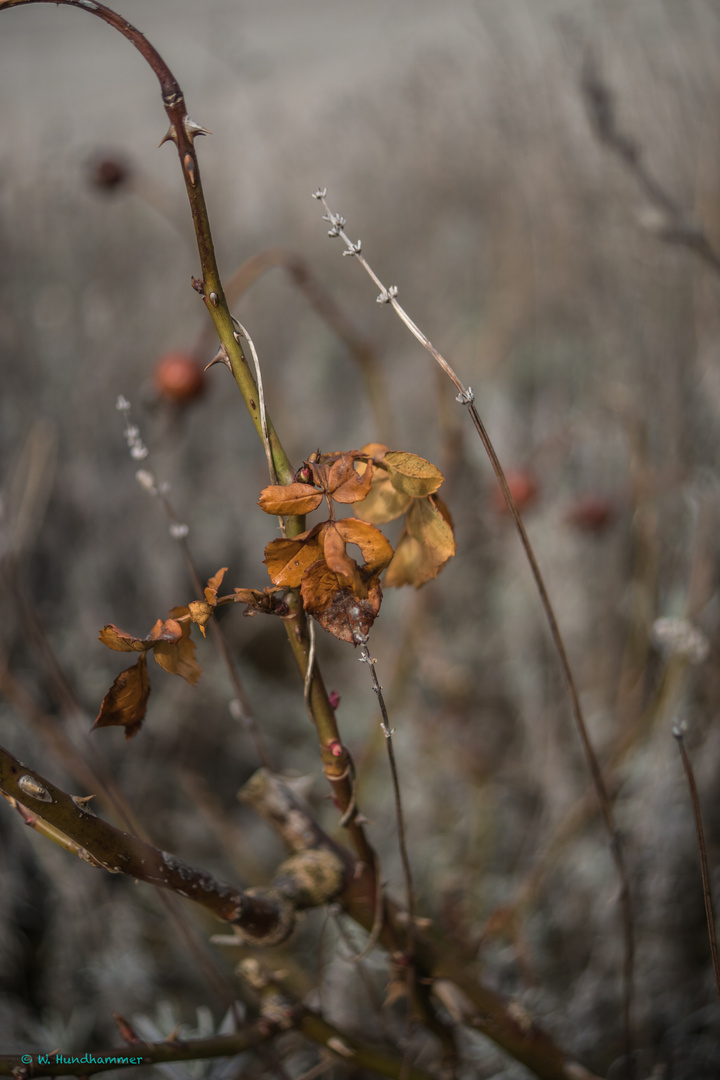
[158,123,178,149]
[184,116,211,140]
[205,347,232,373]
[209,291,219,307]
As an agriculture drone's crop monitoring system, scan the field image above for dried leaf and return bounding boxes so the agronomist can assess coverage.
[353,474,412,524]
[264,524,324,587]
[306,571,384,645]
[322,523,364,594]
[188,600,214,636]
[324,454,374,504]
[384,495,456,588]
[204,566,228,604]
[147,617,183,643]
[335,517,394,574]
[258,483,323,516]
[99,619,181,652]
[93,654,150,740]
[152,606,202,685]
[189,567,228,636]
[233,586,289,617]
[383,451,444,498]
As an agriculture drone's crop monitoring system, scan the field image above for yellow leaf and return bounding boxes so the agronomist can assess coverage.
[383,451,444,498]
[384,496,456,588]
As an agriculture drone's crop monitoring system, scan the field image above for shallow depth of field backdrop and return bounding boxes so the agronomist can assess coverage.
[2,0,720,1076]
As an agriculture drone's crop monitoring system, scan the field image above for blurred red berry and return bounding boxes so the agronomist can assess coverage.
[564,496,616,534]
[154,352,206,405]
[492,470,539,515]
[89,156,130,191]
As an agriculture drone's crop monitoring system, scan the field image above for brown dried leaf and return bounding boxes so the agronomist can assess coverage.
[93,654,150,740]
[233,586,289,617]
[264,524,324,587]
[258,483,323,516]
[321,523,364,594]
[383,451,444,498]
[304,567,383,644]
[152,606,202,685]
[99,619,181,652]
[384,495,456,588]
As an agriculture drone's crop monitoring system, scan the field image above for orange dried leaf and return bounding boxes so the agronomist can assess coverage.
[258,483,323,516]
[300,559,344,614]
[204,567,228,604]
[188,600,213,636]
[99,624,153,653]
[321,523,364,593]
[325,454,374,504]
[99,618,181,652]
[334,518,394,574]
[264,524,324,587]
[153,606,202,685]
[93,654,150,740]
[189,567,229,636]
[383,451,444,498]
[147,617,183,644]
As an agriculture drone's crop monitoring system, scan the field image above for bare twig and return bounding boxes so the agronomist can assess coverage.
[673,722,720,1008]
[313,188,636,1065]
[582,51,720,276]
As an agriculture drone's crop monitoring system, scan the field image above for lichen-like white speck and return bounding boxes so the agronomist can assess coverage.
[18,775,53,803]
[169,523,189,539]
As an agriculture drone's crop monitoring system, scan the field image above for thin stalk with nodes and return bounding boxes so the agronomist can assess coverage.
[313,187,636,1069]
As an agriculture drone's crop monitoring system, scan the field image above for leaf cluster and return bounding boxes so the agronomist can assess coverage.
[259,445,455,642]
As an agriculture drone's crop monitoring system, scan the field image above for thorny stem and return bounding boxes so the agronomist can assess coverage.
[0,744,297,939]
[0,0,373,852]
[673,723,720,1008]
[195,248,391,440]
[314,188,636,1066]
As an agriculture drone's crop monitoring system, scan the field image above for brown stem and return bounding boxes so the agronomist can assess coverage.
[240,768,600,1080]
[0,1024,278,1079]
[0,744,294,939]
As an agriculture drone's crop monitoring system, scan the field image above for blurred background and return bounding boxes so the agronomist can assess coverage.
[2,1,720,1076]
